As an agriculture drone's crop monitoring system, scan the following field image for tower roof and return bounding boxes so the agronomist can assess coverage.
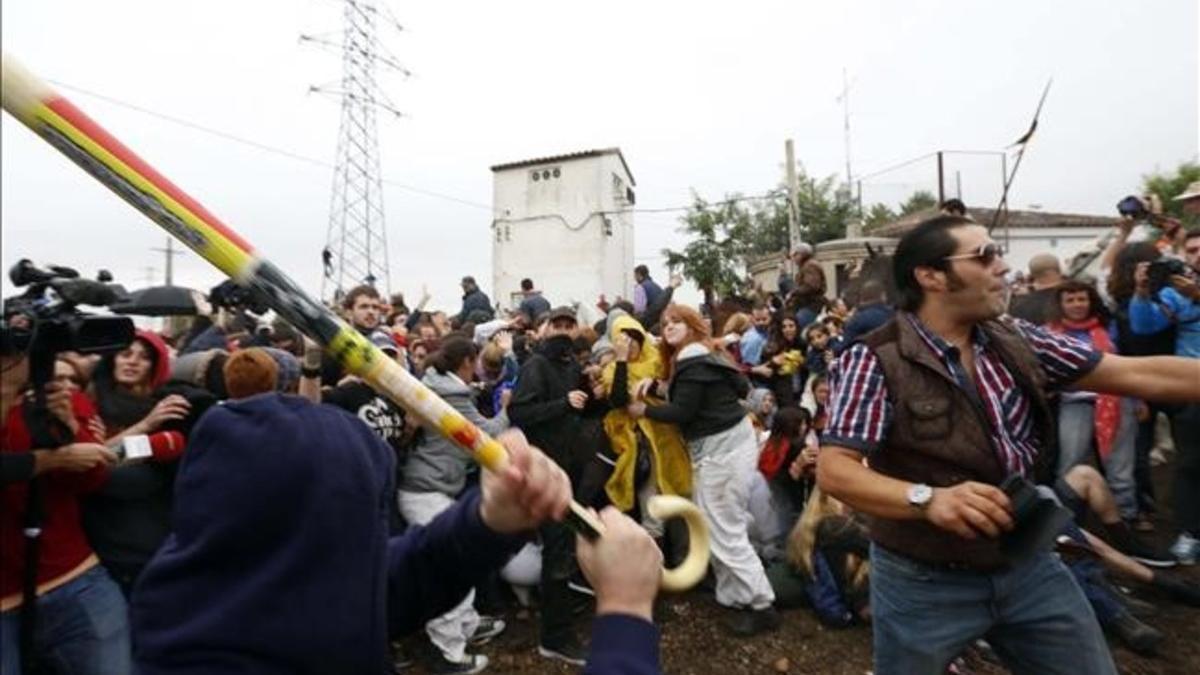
[490,147,635,186]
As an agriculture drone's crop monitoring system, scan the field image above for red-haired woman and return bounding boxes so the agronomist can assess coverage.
[627,304,779,636]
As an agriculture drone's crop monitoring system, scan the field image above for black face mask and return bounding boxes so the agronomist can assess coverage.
[539,334,575,361]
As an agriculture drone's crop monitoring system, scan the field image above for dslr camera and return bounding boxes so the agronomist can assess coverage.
[2,259,134,445]
[1116,195,1149,219]
[1147,257,1192,295]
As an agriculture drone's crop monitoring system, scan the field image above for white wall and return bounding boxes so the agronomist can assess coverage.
[1000,226,1109,277]
[491,152,634,326]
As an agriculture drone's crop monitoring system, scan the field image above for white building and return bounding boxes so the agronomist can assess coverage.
[868,207,1117,278]
[490,148,636,325]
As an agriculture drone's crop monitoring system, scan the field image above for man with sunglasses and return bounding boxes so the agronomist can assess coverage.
[816,215,1200,674]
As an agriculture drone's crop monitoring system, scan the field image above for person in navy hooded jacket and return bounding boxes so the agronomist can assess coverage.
[130,392,663,674]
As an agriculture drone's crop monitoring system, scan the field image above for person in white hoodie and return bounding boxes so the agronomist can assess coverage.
[398,336,510,673]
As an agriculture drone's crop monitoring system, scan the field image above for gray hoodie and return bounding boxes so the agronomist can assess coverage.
[399,369,509,496]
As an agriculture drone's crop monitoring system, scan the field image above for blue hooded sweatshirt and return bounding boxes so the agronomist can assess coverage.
[131,393,523,674]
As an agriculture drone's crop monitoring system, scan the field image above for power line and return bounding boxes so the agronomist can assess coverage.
[45,80,796,222]
[48,79,495,212]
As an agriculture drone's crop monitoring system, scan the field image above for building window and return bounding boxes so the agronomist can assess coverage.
[530,166,561,183]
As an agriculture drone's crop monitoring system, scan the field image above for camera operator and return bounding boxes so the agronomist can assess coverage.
[1130,228,1200,563]
[1,313,131,674]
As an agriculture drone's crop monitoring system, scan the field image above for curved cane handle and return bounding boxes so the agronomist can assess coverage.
[646,495,711,592]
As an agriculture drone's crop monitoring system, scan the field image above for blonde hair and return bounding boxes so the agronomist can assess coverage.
[721,312,751,336]
[786,486,869,589]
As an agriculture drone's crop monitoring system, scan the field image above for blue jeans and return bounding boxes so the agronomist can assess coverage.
[870,544,1115,675]
[0,566,131,675]
[1057,398,1138,520]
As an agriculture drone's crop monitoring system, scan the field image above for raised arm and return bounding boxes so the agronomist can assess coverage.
[1073,353,1200,404]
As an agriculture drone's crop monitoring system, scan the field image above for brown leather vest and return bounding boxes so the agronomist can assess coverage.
[860,316,1058,569]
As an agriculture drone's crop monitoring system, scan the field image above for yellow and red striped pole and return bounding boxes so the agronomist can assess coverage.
[1,53,709,591]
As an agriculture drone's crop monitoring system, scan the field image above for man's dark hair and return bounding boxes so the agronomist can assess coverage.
[940,198,967,216]
[1107,242,1160,306]
[893,215,975,312]
[1185,228,1200,243]
[520,278,534,291]
[430,336,478,376]
[342,284,380,310]
[634,264,650,278]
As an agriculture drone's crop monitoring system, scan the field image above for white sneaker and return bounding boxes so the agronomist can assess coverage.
[1170,533,1199,565]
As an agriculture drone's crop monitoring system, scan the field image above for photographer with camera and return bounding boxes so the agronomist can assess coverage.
[1130,228,1200,563]
[2,314,130,674]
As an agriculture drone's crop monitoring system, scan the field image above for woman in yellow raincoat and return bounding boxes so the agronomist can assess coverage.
[600,313,693,536]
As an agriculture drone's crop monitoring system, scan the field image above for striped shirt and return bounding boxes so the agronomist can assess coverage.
[821,312,1101,475]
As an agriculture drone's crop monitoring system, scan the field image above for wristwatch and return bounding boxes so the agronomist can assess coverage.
[907,483,934,510]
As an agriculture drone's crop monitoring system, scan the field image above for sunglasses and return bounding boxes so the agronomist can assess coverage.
[943,242,1004,267]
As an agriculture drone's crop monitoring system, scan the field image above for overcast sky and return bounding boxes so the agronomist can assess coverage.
[2,0,1196,311]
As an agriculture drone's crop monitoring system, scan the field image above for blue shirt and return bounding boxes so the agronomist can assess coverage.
[1128,287,1200,358]
[739,327,769,365]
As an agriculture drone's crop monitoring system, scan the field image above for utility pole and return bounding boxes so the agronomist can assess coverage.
[150,237,184,285]
[303,0,409,302]
[936,151,945,205]
[836,68,853,186]
[785,139,800,250]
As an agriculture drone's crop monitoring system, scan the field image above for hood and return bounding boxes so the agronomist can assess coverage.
[677,343,711,361]
[604,307,630,341]
[131,394,395,673]
[601,313,664,391]
[421,369,472,397]
[127,326,172,386]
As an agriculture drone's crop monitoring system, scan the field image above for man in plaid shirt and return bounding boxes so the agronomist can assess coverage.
[817,215,1200,675]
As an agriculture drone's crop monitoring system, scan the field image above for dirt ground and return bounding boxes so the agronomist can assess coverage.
[405,463,1200,674]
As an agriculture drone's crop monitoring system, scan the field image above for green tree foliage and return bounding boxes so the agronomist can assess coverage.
[899,189,938,216]
[1142,162,1200,225]
[662,193,754,306]
[664,167,857,303]
[864,202,897,229]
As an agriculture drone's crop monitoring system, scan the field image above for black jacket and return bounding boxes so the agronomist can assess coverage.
[645,345,750,440]
[507,336,588,466]
[458,289,494,323]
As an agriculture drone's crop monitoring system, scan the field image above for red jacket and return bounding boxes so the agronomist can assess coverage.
[1,392,107,599]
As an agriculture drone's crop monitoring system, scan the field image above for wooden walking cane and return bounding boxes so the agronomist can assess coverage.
[0,52,710,591]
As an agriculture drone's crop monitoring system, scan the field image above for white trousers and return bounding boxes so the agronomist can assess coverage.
[397,490,480,662]
[690,418,776,610]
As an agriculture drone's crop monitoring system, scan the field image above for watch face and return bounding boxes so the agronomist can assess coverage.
[909,484,933,507]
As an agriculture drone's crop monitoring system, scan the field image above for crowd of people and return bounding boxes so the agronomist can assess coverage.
[2,184,1200,674]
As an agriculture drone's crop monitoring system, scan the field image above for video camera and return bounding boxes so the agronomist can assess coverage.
[209,279,270,315]
[1,259,134,357]
[2,259,135,446]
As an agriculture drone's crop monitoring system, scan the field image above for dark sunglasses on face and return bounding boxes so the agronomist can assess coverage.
[943,242,1004,266]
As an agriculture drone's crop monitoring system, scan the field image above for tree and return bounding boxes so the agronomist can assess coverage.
[741,167,856,257]
[899,189,937,216]
[864,202,897,229]
[663,193,754,307]
[1143,162,1200,225]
